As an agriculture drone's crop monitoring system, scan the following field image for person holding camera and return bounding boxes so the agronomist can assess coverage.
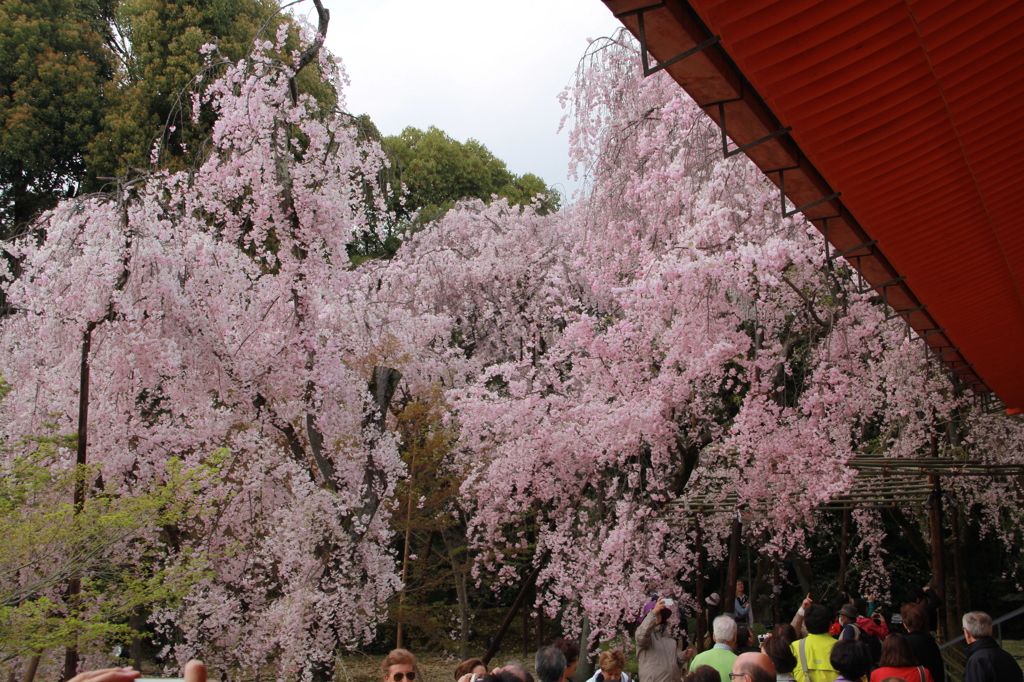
[637,597,690,682]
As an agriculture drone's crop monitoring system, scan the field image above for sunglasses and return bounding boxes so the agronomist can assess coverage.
[392,674,416,681]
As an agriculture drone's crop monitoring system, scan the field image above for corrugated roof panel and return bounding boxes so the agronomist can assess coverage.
[604,0,1024,408]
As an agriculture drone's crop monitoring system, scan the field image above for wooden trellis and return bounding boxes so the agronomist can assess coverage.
[668,456,1024,644]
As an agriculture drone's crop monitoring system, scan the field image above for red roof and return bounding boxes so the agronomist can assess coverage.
[603,0,1024,412]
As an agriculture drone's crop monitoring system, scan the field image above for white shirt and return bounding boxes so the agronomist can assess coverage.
[585,672,631,682]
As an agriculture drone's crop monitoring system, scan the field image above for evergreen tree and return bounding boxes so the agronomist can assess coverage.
[0,0,114,235]
[0,0,334,237]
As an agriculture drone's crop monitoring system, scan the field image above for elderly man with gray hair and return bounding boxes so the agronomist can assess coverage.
[688,615,738,682]
[535,647,567,682]
[962,611,1023,682]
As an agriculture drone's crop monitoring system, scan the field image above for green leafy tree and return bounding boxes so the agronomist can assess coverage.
[0,447,223,659]
[88,0,337,179]
[0,0,336,237]
[385,126,560,222]
[0,0,114,235]
[348,126,561,263]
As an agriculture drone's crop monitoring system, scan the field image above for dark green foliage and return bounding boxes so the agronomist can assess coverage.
[346,125,561,264]
[0,0,336,238]
[88,0,337,179]
[0,0,114,235]
[384,126,560,224]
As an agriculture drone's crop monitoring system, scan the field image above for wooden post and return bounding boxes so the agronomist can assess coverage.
[927,475,946,639]
[746,543,755,624]
[521,585,531,655]
[838,508,850,593]
[695,520,707,653]
[950,503,966,623]
[723,515,741,615]
[22,657,41,682]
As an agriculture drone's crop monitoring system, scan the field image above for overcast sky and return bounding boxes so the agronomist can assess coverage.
[319,0,622,201]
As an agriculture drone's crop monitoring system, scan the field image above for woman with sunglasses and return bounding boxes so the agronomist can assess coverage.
[383,649,420,682]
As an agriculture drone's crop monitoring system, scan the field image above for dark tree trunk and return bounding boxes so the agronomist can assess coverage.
[129,610,145,669]
[456,567,471,660]
[773,561,782,625]
[63,322,96,682]
[537,601,545,649]
[483,552,549,666]
[839,508,850,593]
[521,582,531,655]
[723,517,741,614]
[575,614,593,682]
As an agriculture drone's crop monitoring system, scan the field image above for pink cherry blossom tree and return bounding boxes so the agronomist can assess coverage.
[370,31,1024,647]
[0,16,404,679]
[2,10,1022,676]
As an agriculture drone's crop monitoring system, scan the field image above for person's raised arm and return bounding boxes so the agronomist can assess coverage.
[636,598,664,649]
[791,593,812,639]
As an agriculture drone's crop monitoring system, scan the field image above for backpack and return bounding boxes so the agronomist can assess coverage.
[843,622,882,663]
[861,631,882,664]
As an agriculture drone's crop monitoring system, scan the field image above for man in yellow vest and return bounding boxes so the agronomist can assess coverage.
[790,604,838,682]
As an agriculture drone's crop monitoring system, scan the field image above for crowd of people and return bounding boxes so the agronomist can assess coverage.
[631,585,1021,682]
[408,586,1020,682]
[66,586,1021,682]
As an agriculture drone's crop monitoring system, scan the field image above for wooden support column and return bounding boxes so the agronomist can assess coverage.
[22,657,41,682]
[927,474,946,639]
[838,508,850,594]
[723,515,741,615]
[695,520,707,653]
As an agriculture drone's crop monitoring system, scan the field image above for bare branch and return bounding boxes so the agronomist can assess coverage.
[289,0,330,103]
